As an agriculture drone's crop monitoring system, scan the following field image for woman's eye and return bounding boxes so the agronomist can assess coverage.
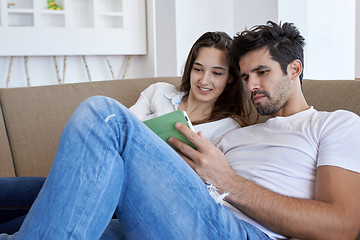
[193,68,201,72]
[213,72,223,76]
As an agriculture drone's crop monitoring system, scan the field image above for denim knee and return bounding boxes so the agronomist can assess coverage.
[69,96,127,126]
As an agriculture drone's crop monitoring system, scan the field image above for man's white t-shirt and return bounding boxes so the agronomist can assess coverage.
[129,82,240,145]
[217,107,360,239]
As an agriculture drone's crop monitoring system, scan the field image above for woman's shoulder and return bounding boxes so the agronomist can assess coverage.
[150,82,183,102]
[147,82,178,91]
[139,82,179,98]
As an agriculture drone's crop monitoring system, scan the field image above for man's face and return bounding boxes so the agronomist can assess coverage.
[239,47,291,117]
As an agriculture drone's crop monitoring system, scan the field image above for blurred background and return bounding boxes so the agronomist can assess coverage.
[0,0,358,88]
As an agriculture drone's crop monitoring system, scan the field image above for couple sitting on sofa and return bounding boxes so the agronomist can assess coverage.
[1,21,359,240]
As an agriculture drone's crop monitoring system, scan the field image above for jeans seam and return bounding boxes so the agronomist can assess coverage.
[69,119,116,239]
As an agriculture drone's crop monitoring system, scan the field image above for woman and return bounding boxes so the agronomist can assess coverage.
[130,31,253,145]
[0,32,254,238]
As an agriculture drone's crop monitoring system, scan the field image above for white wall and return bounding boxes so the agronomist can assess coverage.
[279,0,356,80]
[306,0,355,80]
[175,0,234,75]
[127,0,178,79]
[154,0,177,76]
[1,0,359,88]
[233,0,278,33]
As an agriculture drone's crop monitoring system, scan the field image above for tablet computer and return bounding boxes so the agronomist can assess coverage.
[143,110,196,149]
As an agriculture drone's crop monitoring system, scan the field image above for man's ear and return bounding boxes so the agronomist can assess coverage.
[288,59,302,80]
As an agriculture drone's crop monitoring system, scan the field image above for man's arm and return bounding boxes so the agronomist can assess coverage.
[169,122,360,240]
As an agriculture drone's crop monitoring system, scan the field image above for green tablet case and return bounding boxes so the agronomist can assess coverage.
[143,110,196,149]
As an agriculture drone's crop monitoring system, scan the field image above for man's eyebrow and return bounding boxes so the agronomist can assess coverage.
[252,65,269,72]
[240,65,269,77]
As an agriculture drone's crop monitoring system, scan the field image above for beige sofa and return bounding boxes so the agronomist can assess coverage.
[0,77,359,238]
[1,77,360,177]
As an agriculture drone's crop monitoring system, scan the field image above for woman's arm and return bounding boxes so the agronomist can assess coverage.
[129,82,180,121]
[129,84,156,120]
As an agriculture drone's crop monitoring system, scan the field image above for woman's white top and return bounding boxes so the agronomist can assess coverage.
[129,82,240,145]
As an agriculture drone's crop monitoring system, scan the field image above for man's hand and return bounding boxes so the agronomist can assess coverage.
[168,122,237,192]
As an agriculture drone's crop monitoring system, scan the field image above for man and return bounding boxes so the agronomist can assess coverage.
[2,22,359,240]
[170,21,360,239]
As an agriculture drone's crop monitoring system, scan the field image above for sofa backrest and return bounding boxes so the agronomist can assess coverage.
[0,78,359,177]
[0,77,180,177]
[302,79,360,115]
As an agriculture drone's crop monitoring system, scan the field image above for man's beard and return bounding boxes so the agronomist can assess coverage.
[251,75,291,116]
[251,89,287,116]
[251,90,275,115]
[255,99,282,116]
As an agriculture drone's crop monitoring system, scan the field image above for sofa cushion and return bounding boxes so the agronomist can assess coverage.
[302,79,360,116]
[0,77,181,177]
[0,104,15,177]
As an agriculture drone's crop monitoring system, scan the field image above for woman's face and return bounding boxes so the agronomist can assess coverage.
[189,47,231,106]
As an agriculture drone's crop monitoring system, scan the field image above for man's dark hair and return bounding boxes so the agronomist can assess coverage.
[230,21,305,84]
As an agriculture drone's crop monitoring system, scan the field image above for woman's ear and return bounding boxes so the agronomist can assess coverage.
[228,76,234,84]
[288,59,302,80]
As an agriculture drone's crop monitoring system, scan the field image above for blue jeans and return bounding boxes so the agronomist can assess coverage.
[0,177,45,234]
[0,96,270,240]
